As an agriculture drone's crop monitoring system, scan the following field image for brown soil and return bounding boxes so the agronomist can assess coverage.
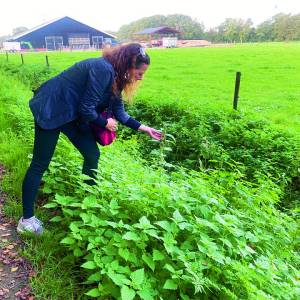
[0,165,35,300]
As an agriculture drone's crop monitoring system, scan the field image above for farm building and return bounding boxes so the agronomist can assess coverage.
[134,26,180,47]
[7,16,116,51]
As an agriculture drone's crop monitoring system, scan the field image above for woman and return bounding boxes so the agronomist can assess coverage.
[17,43,162,235]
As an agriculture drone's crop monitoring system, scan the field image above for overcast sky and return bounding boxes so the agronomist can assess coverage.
[0,0,299,36]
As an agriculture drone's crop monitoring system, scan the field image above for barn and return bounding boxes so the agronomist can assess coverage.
[7,16,116,51]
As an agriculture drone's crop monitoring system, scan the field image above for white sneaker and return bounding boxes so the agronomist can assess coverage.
[17,216,44,235]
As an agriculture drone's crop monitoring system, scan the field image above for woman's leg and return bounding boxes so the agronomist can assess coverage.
[22,123,60,218]
[61,122,100,185]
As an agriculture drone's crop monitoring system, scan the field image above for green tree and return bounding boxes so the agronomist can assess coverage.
[117,14,204,41]
[0,35,11,47]
[256,19,275,41]
[12,26,28,36]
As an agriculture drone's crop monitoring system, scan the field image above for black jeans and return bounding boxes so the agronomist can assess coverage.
[22,121,100,218]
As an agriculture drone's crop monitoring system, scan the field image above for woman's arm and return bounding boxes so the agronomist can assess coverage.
[111,97,161,140]
[138,125,162,140]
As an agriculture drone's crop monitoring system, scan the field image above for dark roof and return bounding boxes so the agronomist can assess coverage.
[9,16,116,40]
[135,26,180,35]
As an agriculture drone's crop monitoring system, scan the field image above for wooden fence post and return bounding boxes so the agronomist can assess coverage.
[233,72,241,110]
[46,55,50,67]
[21,53,24,65]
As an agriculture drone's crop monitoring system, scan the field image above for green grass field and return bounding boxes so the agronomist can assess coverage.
[1,42,300,136]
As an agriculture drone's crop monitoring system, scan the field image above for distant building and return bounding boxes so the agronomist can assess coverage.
[134,26,180,48]
[7,16,116,51]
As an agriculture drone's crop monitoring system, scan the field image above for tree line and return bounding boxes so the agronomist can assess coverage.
[1,13,299,48]
[117,13,300,43]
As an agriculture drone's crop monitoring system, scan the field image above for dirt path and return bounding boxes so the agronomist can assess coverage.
[0,165,35,300]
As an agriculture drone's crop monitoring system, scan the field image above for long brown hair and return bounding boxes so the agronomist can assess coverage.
[103,43,150,102]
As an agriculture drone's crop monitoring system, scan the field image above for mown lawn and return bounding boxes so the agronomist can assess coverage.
[1,42,300,136]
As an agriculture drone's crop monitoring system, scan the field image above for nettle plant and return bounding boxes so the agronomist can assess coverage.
[42,144,300,300]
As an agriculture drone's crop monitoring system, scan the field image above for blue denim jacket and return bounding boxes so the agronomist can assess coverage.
[29,57,136,130]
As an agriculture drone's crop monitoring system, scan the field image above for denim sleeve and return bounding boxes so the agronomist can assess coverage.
[78,66,113,122]
[112,97,141,130]
[111,97,131,124]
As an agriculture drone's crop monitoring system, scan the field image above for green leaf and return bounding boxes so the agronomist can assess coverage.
[163,279,178,290]
[43,202,57,208]
[73,248,83,257]
[82,196,101,208]
[50,216,62,222]
[69,222,80,233]
[153,249,165,261]
[163,263,176,273]
[108,272,128,286]
[130,268,144,286]
[137,289,155,300]
[87,272,101,282]
[122,232,140,241]
[60,237,75,245]
[142,254,155,271]
[85,288,101,297]
[121,285,136,300]
[119,248,130,261]
[81,261,97,270]
[87,243,95,251]
[140,216,150,225]
[155,221,172,232]
[172,210,184,222]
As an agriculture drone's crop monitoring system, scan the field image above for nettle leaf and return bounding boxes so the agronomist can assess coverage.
[73,248,83,257]
[195,217,219,233]
[153,249,165,261]
[43,186,52,194]
[145,229,160,239]
[50,216,62,222]
[106,221,119,228]
[87,242,95,251]
[85,288,101,298]
[121,285,136,300]
[137,289,155,300]
[134,216,155,229]
[163,264,176,273]
[163,279,178,290]
[130,268,144,286]
[54,194,72,206]
[108,271,128,286]
[219,238,233,248]
[87,272,101,282]
[62,208,74,216]
[60,237,75,245]
[122,232,140,241]
[69,222,80,233]
[180,293,191,300]
[155,221,173,232]
[245,231,259,243]
[81,261,97,270]
[142,254,155,271]
[110,199,120,210]
[43,202,57,208]
[82,195,101,208]
[172,210,184,223]
[119,248,130,261]
[80,213,91,223]
[214,213,227,226]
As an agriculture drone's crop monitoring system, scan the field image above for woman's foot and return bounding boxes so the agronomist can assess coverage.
[17,216,44,235]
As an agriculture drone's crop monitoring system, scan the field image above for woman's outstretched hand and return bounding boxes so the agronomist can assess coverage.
[106,118,118,131]
[138,125,162,140]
